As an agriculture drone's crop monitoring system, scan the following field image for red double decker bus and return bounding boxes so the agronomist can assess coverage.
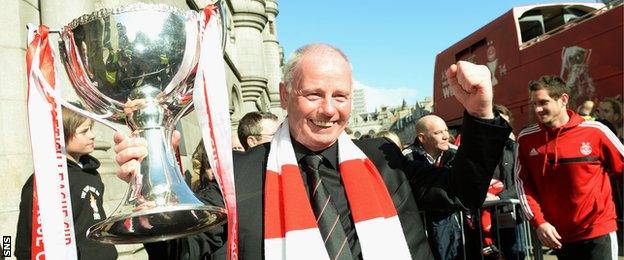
[433,2,623,132]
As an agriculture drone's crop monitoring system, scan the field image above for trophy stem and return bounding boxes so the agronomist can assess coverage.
[86,127,227,243]
[139,127,180,202]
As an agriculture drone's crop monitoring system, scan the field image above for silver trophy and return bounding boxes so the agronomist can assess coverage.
[52,3,227,243]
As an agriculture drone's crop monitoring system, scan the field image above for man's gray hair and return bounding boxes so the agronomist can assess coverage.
[282,43,351,93]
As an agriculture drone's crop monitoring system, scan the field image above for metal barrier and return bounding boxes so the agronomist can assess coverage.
[478,199,536,260]
[420,199,542,260]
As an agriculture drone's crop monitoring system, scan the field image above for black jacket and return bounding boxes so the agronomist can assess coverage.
[403,143,457,170]
[15,155,117,260]
[403,143,460,222]
[145,111,511,259]
[489,138,525,218]
[495,138,518,201]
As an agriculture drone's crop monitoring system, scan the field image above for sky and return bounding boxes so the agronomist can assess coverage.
[278,0,595,112]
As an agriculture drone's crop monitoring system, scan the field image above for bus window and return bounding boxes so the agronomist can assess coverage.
[519,9,544,42]
[564,6,594,23]
[542,6,567,33]
[518,5,597,43]
[455,38,486,62]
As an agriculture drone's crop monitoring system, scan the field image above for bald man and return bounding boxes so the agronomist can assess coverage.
[405,115,454,166]
[403,115,461,260]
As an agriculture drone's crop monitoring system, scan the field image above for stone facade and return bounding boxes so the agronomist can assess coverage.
[0,0,282,258]
[389,104,432,147]
[351,88,367,116]
[348,98,432,146]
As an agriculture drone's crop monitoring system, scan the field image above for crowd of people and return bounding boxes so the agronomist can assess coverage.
[15,43,622,260]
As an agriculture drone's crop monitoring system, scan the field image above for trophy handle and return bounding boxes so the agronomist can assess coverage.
[31,63,122,133]
[60,99,121,132]
[27,24,122,133]
[216,0,227,51]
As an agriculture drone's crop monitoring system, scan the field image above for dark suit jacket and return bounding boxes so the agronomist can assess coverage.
[145,112,511,259]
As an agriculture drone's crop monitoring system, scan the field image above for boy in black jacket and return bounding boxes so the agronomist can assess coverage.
[15,105,117,259]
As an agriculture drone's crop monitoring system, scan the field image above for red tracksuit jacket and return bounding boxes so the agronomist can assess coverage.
[516,110,623,242]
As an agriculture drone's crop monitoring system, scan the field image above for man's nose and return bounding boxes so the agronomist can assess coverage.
[534,106,543,114]
[319,97,337,115]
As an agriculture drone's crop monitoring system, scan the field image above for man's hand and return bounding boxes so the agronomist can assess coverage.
[114,132,147,182]
[113,131,181,182]
[536,222,562,249]
[446,61,494,119]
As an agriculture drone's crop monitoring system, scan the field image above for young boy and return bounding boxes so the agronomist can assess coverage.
[15,105,118,259]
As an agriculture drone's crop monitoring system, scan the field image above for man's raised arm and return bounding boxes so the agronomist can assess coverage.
[408,61,511,210]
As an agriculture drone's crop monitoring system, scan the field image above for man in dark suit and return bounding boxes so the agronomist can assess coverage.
[114,43,511,259]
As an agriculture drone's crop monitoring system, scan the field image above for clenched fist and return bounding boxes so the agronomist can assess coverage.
[446,61,494,119]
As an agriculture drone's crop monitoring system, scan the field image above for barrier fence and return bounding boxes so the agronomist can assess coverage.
[421,199,543,260]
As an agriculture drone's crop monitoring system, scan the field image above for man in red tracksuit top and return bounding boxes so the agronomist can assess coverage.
[516,75,623,259]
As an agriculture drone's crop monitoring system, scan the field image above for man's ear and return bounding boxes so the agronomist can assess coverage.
[247,136,258,149]
[279,82,288,109]
[417,133,425,144]
[560,93,569,108]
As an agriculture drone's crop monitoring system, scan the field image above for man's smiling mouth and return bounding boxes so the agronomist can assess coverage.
[311,120,335,128]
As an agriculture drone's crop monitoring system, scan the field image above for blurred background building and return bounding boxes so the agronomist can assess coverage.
[348,95,433,147]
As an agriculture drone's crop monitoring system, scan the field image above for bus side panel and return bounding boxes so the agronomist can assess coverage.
[434,5,623,132]
[434,11,519,126]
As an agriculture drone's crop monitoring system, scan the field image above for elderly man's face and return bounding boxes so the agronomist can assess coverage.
[280,51,352,151]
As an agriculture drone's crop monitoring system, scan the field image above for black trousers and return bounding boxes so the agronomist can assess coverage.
[554,232,617,260]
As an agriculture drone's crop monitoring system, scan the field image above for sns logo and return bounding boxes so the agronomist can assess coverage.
[580,142,592,156]
[2,236,10,257]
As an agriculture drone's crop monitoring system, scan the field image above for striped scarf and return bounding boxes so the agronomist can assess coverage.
[263,121,411,259]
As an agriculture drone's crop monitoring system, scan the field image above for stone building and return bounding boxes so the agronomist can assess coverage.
[351,87,366,116]
[0,0,282,258]
[389,105,432,147]
[348,98,432,146]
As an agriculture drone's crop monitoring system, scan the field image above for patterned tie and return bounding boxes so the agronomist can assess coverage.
[303,154,353,260]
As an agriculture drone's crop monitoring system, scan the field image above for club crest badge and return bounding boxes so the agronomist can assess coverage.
[81,185,102,220]
[580,142,592,156]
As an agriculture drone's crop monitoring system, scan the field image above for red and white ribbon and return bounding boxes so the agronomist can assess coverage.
[193,7,238,259]
[26,25,78,260]
[31,180,45,260]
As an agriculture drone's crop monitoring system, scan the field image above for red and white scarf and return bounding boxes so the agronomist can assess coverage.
[26,25,78,259]
[264,122,411,259]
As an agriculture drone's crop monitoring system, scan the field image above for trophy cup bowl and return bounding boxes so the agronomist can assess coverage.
[57,3,227,243]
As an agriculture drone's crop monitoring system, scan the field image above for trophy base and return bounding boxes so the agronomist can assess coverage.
[86,204,227,244]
